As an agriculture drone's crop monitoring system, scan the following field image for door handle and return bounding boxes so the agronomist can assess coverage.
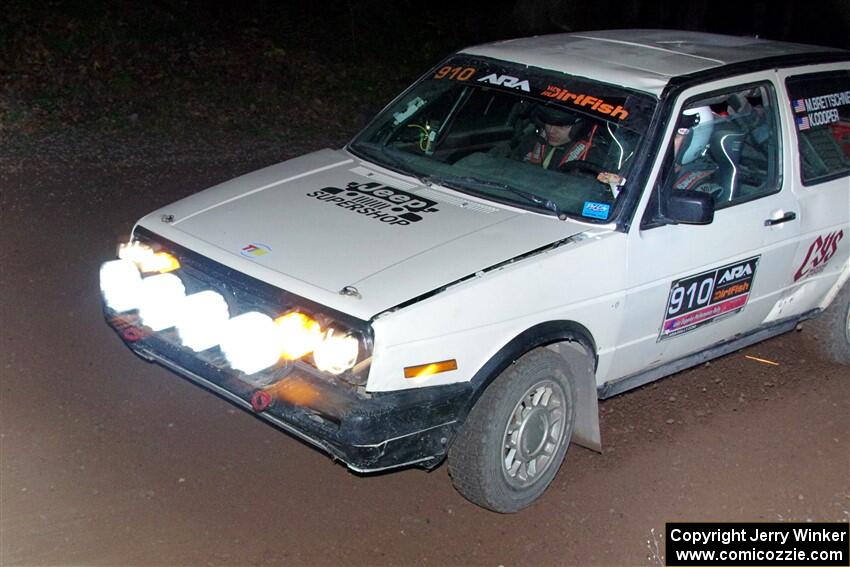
[764,211,796,226]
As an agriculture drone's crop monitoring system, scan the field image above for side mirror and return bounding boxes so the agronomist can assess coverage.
[662,190,715,225]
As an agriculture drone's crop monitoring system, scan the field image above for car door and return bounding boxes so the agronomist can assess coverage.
[605,72,802,382]
[764,64,850,322]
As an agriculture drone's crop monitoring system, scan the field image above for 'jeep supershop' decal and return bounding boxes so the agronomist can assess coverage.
[307,181,440,226]
[660,256,760,340]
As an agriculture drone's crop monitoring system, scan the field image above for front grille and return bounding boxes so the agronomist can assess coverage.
[131,226,373,387]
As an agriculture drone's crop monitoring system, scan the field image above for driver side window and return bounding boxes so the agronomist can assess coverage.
[661,83,781,209]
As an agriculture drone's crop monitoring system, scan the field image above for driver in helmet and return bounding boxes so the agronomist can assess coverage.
[516,106,603,170]
[671,106,724,195]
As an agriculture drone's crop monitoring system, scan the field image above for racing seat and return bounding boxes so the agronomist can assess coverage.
[707,123,745,203]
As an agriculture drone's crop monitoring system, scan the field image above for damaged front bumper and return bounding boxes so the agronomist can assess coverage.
[106,311,471,472]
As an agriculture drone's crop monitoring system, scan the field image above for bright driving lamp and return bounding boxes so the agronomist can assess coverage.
[313,329,359,375]
[119,241,180,273]
[137,273,187,331]
[220,312,281,375]
[176,290,230,352]
[100,259,143,312]
[275,312,323,360]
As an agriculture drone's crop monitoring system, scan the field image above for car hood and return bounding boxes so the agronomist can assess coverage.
[137,148,595,320]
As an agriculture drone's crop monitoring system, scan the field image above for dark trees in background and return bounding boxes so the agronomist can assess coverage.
[511,0,850,48]
[185,0,850,54]
[1,0,846,140]
[3,0,847,71]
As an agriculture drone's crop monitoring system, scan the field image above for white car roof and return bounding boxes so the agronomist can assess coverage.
[462,29,845,97]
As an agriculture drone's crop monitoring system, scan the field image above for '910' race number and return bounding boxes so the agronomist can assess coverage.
[660,256,760,340]
[433,66,476,81]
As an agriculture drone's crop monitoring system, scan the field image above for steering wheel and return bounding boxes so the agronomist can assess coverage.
[557,159,606,177]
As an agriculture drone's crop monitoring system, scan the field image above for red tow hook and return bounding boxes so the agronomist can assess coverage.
[121,326,145,342]
[251,390,272,413]
[109,316,146,342]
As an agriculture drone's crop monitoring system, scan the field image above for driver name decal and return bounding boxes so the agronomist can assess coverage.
[660,256,760,340]
[307,181,440,226]
[791,90,850,130]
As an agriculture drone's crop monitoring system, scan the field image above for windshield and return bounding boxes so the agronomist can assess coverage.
[350,55,657,222]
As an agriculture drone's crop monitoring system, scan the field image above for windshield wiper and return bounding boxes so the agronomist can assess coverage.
[424,174,562,217]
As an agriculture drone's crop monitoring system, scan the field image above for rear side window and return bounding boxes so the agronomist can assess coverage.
[785,71,850,185]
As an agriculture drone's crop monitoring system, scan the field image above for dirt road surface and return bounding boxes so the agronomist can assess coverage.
[1,154,848,566]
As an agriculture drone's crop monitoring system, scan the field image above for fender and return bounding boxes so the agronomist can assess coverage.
[460,320,602,452]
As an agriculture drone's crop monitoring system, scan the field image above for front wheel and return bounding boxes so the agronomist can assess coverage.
[448,348,576,513]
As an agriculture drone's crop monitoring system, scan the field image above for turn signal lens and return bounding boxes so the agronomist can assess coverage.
[149,252,180,273]
[275,312,323,360]
[403,359,458,379]
[313,330,359,375]
[119,241,180,273]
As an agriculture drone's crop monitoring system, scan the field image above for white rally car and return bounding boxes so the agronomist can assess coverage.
[100,30,850,512]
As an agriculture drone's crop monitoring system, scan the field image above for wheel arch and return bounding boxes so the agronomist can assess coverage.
[462,320,602,452]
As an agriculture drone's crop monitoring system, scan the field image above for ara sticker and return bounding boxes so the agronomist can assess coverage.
[306,181,440,227]
[581,201,610,220]
[660,256,760,340]
[240,243,272,258]
[794,229,844,281]
[476,73,530,92]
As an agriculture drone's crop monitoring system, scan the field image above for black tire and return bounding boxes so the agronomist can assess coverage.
[448,348,576,513]
[812,283,850,365]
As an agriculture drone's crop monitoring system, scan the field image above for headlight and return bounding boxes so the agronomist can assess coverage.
[276,312,362,375]
[275,312,323,360]
[106,239,369,379]
[100,259,143,312]
[313,329,360,375]
[220,312,281,375]
[176,290,230,352]
[119,241,180,273]
[137,273,186,331]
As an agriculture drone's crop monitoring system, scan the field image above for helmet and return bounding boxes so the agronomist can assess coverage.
[678,106,714,165]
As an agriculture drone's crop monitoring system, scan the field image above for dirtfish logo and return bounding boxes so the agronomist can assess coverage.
[306,181,440,227]
[540,85,630,120]
[240,243,271,258]
[477,73,531,92]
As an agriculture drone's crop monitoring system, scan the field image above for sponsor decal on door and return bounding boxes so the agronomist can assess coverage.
[660,256,760,340]
[793,230,844,282]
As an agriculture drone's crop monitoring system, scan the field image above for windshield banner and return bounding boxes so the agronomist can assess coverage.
[431,56,655,131]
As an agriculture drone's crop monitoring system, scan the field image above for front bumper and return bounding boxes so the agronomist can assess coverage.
[106,311,471,472]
